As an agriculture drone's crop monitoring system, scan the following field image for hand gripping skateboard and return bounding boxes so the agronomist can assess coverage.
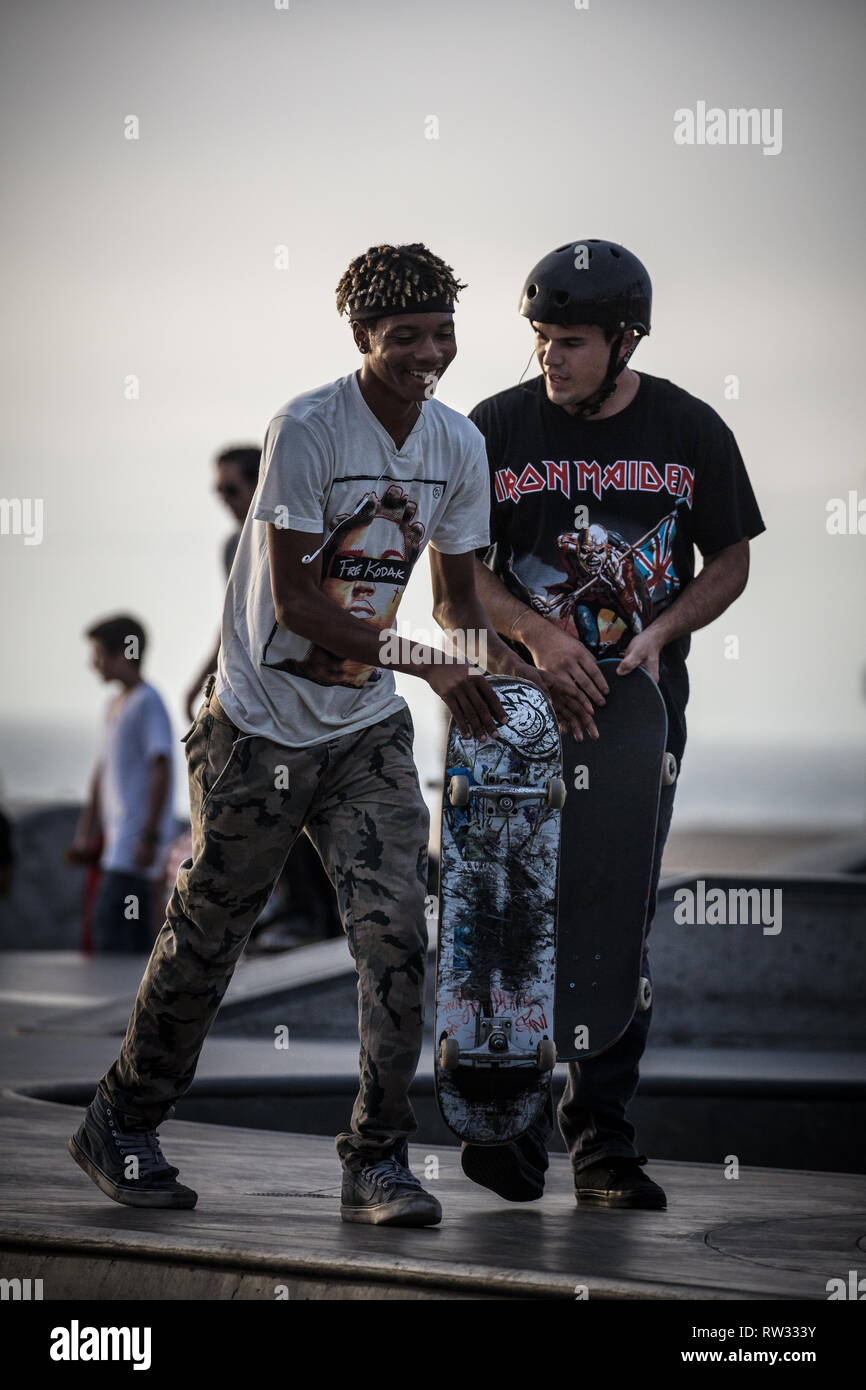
[554,659,677,1061]
[434,677,565,1143]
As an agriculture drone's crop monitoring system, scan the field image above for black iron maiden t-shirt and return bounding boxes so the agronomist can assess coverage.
[469,373,765,760]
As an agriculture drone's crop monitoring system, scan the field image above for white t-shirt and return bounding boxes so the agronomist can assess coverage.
[99,682,176,878]
[216,372,490,748]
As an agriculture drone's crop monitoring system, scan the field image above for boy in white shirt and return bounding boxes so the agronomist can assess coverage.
[69,244,541,1227]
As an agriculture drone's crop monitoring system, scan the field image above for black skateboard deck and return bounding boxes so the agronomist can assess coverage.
[434,677,564,1144]
[554,660,672,1061]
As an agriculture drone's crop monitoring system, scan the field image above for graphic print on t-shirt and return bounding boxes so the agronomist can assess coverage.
[261,483,426,688]
[536,498,687,652]
[470,373,765,766]
[500,484,691,658]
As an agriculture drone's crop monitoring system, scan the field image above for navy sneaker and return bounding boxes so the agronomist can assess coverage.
[460,1118,550,1202]
[573,1157,666,1210]
[340,1140,442,1227]
[67,1094,197,1209]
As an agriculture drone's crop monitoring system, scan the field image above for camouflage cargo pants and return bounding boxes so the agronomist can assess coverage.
[98,684,430,1169]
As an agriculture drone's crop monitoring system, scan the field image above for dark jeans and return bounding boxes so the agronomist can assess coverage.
[537,778,678,1172]
[92,870,154,953]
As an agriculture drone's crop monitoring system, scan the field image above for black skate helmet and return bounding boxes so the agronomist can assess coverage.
[519,240,651,415]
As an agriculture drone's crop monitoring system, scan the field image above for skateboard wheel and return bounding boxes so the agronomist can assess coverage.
[637,977,653,1012]
[536,1038,557,1071]
[546,777,567,810]
[448,774,470,807]
[440,1036,460,1071]
[662,752,678,786]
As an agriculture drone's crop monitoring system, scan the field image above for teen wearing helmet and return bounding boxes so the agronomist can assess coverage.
[440,239,765,1209]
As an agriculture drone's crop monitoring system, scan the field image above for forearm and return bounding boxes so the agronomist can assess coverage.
[279,588,453,681]
[75,766,102,841]
[472,559,533,637]
[269,524,465,681]
[141,758,170,837]
[432,582,532,676]
[646,541,750,648]
[471,560,564,667]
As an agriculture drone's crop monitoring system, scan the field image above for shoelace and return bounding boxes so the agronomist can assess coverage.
[105,1109,175,1179]
[364,1155,422,1192]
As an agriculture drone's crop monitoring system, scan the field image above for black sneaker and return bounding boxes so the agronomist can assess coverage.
[573,1158,666,1210]
[460,1121,550,1203]
[340,1140,442,1227]
[67,1094,197,1209]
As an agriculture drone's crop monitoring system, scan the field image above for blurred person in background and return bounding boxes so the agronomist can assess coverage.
[67,615,175,952]
[184,444,261,722]
[177,442,341,948]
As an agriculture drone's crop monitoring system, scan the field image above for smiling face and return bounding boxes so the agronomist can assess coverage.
[354,311,457,403]
[533,321,635,412]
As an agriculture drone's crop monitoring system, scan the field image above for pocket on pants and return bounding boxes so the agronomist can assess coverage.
[200,737,244,813]
[184,711,216,809]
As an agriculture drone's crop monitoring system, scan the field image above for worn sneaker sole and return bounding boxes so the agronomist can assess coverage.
[574,1185,666,1211]
[461,1144,545,1202]
[340,1194,442,1227]
[67,1137,198,1209]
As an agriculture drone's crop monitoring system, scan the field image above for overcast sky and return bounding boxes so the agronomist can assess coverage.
[1,0,864,820]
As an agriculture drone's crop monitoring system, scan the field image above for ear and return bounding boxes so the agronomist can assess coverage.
[618,328,637,362]
[351,320,372,355]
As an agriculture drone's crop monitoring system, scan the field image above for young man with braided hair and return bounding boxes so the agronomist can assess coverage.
[68,242,541,1227]
[442,240,764,1210]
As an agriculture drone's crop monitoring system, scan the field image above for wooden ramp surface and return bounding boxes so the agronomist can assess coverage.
[1,1092,863,1301]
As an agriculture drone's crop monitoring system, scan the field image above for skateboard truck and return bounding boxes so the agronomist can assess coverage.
[439,1017,557,1073]
[479,1012,512,1054]
[448,773,566,812]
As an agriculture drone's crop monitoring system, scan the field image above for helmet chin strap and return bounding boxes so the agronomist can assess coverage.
[572,331,627,418]
[572,328,643,418]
